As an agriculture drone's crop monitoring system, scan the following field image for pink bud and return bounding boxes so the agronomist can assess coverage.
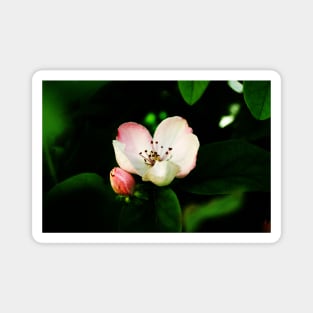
[110,167,136,196]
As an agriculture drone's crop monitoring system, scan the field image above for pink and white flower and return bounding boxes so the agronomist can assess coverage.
[112,116,200,187]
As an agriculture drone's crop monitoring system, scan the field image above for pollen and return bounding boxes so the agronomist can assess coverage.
[138,142,173,166]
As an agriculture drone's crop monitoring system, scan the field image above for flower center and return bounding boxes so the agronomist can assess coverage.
[139,140,173,166]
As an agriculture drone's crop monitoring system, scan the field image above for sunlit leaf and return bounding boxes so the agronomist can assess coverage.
[243,81,271,120]
[178,81,209,105]
[144,112,157,125]
[219,115,235,128]
[229,103,241,115]
[154,187,182,232]
[228,80,243,93]
[184,191,244,232]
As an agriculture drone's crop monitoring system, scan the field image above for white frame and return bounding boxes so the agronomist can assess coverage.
[32,70,281,243]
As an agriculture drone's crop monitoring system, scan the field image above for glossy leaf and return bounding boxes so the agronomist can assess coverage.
[178,140,270,195]
[184,192,244,232]
[154,187,182,232]
[178,81,209,105]
[243,81,271,120]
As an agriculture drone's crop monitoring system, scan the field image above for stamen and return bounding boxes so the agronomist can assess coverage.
[139,141,171,166]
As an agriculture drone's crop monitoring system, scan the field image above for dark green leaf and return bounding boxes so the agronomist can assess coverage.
[154,188,182,232]
[117,183,157,232]
[178,140,270,195]
[119,187,182,233]
[231,103,271,141]
[178,81,209,105]
[118,198,157,232]
[184,192,244,232]
[43,173,120,232]
[243,81,271,120]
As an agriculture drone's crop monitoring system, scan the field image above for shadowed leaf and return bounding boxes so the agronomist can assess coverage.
[154,187,182,232]
[178,140,270,195]
[243,81,270,120]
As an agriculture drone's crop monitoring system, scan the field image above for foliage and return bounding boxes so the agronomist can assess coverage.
[42,79,271,233]
[178,81,209,105]
[243,81,271,120]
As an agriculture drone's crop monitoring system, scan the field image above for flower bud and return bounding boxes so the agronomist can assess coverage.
[110,167,136,196]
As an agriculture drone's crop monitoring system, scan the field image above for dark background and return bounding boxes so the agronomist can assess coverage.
[42,81,270,232]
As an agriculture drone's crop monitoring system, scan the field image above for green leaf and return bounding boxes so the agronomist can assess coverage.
[184,192,244,232]
[118,187,182,232]
[178,140,270,195]
[243,81,271,120]
[154,188,182,232]
[117,183,157,232]
[178,81,209,105]
[43,173,121,232]
[118,198,157,232]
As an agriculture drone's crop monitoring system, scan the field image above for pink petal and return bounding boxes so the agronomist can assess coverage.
[170,133,200,178]
[117,121,153,156]
[153,116,192,153]
[113,122,153,176]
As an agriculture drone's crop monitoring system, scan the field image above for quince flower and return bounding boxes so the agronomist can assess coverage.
[112,116,199,187]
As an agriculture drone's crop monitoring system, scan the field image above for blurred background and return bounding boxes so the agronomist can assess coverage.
[42,80,270,233]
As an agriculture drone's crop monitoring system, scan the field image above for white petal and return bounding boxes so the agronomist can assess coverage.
[113,140,148,176]
[142,160,179,187]
[170,133,200,178]
[153,116,192,152]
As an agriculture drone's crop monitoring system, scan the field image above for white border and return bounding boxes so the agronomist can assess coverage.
[32,70,281,244]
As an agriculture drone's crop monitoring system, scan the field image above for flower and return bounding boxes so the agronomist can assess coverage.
[112,116,199,187]
[110,167,136,196]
